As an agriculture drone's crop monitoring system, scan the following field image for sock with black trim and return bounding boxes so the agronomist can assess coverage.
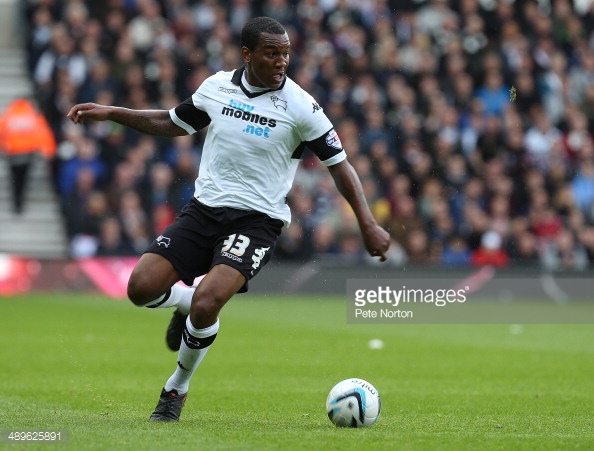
[142,284,194,314]
[164,317,219,394]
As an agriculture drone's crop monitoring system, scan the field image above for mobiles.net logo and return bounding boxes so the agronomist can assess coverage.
[221,100,277,139]
[354,285,469,308]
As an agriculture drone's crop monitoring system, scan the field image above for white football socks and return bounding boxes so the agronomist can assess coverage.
[164,317,219,394]
[142,284,194,314]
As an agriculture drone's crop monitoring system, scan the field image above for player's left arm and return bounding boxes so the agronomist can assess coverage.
[327,160,391,261]
[300,99,390,260]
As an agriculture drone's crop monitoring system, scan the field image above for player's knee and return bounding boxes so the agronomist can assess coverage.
[127,272,156,306]
[190,291,226,319]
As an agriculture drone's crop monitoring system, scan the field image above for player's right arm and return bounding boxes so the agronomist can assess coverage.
[67,103,187,137]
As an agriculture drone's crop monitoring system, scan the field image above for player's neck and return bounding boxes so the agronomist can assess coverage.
[242,71,271,93]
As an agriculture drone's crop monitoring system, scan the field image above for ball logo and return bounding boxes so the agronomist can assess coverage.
[325,129,343,150]
[326,378,380,428]
[328,389,366,426]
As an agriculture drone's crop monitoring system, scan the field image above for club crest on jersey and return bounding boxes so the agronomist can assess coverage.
[156,235,171,248]
[326,129,343,150]
[270,95,287,110]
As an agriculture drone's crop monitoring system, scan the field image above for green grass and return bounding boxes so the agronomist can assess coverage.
[1,293,593,450]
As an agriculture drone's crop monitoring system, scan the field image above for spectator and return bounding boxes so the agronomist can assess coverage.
[471,230,510,268]
[26,4,55,73]
[62,166,99,237]
[524,106,562,171]
[568,49,594,108]
[275,222,312,262]
[541,228,589,271]
[78,57,119,104]
[72,189,109,235]
[537,49,568,125]
[117,189,152,254]
[95,216,136,256]
[57,134,107,197]
[127,0,167,55]
[0,98,57,214]
[68,190,110,259]
[146,161,174,209]
[570,157,594,217]
[507,229,540,265]
[530,205,564,249]
[441,235,471,267]
[474,70,510,118]
[561,109,593,162]
[404,228,431,265]
[34,23,87,126]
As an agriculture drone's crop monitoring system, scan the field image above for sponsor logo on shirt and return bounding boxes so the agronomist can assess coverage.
[221,100,277,139]
[219,87,238,94]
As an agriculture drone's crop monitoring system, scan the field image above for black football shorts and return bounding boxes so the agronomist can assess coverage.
[146,197,284,292]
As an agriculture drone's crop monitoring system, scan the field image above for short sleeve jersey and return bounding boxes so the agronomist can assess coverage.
[169,67,346,226]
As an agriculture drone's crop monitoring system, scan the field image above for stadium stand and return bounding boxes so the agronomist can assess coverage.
[11,0,594,270]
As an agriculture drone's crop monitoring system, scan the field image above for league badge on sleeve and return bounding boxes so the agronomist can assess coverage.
[325,129,343,150]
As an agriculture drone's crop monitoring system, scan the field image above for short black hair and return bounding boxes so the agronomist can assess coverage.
[240,16,286,51]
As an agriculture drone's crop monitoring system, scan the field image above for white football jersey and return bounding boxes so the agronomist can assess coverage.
[169,67,346,226]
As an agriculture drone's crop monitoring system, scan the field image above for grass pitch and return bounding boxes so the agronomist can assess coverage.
[1,292,593,450]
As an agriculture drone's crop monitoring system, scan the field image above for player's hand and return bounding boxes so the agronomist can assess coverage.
[67,103,111,124]
[362,224,391,262]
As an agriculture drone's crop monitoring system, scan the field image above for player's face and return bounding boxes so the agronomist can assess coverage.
[243,32,290,90]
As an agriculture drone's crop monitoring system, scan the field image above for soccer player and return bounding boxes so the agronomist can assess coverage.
[67,16,391,422]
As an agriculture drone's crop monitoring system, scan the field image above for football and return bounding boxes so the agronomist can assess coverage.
[325,378,381,427]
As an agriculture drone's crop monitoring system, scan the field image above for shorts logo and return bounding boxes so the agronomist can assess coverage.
[251,246,270,274]
[270,95,287,110]
[156,235,171,248]
[325,129,343,150]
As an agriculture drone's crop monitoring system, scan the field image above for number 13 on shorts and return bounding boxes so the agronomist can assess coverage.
[222,234,250,256]
[221,234,270,274]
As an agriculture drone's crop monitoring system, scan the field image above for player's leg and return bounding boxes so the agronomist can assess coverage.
[188,264,245,328]
[129,198,226,319]
[151,205,283,421]
[162,211,283,395]
[127,252,197,314]
[163,265,244,391]
[150,264,244,422]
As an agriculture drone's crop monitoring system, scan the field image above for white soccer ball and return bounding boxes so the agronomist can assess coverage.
[326,378,381,428]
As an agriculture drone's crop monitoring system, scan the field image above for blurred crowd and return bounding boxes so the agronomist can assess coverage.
[21,0,594,270]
